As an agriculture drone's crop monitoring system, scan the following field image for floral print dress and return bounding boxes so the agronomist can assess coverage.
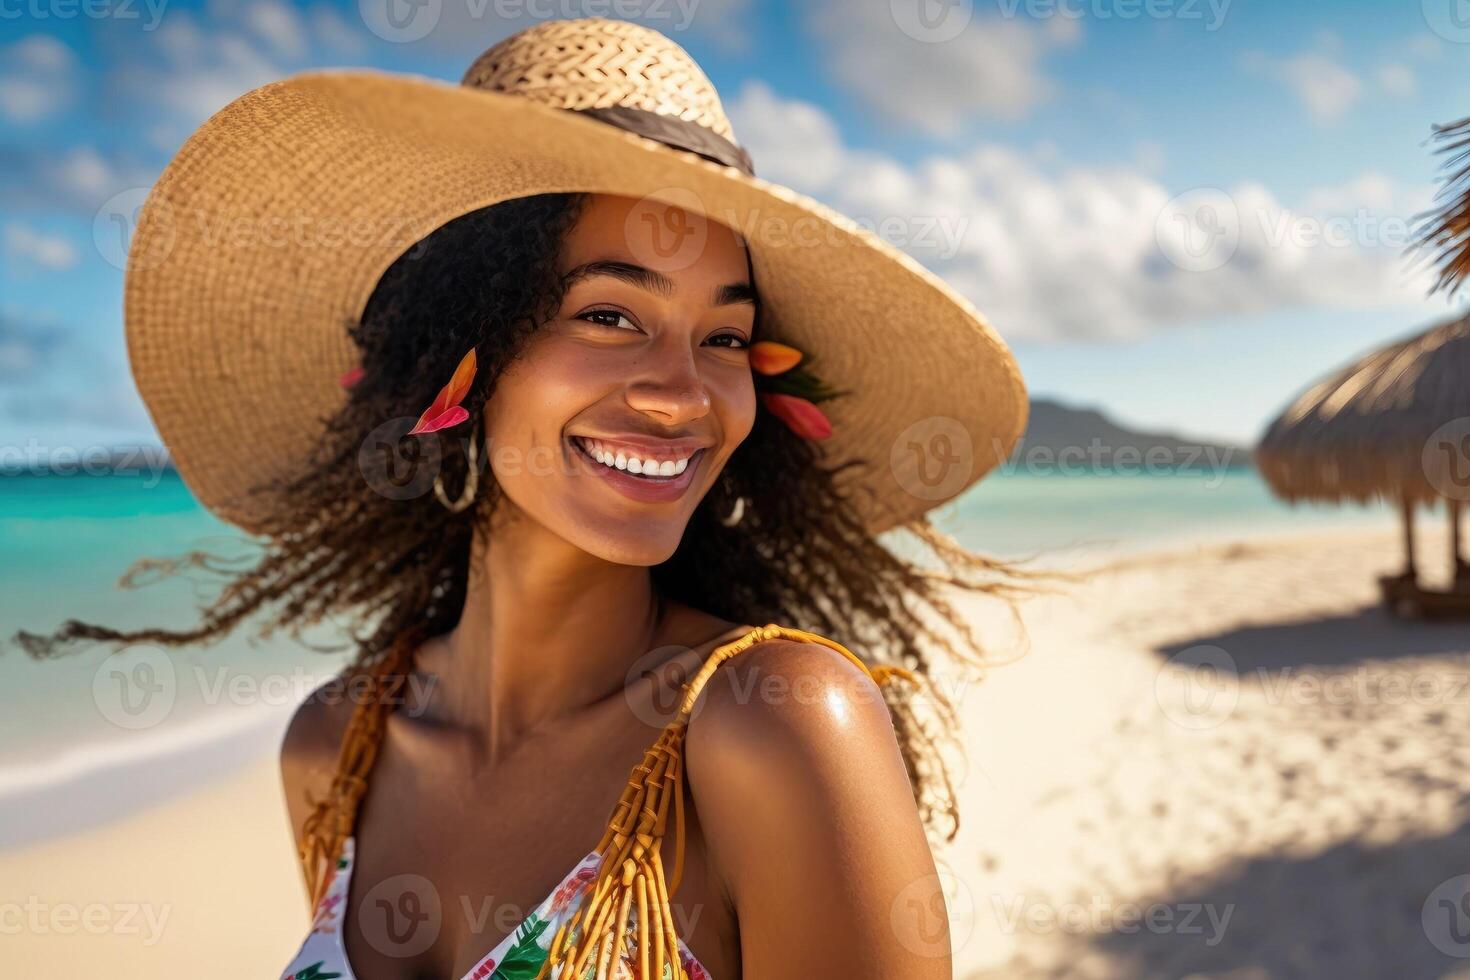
[279,836,713,980]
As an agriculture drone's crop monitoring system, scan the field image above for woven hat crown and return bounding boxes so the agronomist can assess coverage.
[461,17,739,143]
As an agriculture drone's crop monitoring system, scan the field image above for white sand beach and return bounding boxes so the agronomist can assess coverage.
[5,521,1469,978]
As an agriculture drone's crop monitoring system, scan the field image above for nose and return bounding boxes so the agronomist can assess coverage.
[623,334,712,426]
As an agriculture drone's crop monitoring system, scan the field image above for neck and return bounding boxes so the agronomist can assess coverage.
[426,506,668,764]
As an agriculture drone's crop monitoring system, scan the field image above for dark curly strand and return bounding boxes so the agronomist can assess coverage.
[15,191,1041,846]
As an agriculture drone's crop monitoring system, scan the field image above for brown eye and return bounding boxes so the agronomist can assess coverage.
[707,333,750,350]
[578,309,639,332]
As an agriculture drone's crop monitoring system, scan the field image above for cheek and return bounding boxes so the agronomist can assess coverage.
[486,340,602,442]
[718,371,758,445]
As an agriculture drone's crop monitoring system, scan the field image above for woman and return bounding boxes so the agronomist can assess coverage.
[19,17,1029,980]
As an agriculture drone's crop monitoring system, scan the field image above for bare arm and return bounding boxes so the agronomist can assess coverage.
[278,670,354,911]
[685,639,953,979]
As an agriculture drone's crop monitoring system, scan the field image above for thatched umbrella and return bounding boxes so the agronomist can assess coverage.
[1256,313,1470,584]
[1256,115,1470,607]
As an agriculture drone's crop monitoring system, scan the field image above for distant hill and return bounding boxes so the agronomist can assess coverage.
[1008,398,1249,474]
[10,406,1245,480]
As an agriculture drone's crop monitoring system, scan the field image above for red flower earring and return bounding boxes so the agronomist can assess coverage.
[409,347,477,435]
[750,340,845,440]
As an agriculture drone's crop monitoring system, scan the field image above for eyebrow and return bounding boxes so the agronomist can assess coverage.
[564,259,756,308]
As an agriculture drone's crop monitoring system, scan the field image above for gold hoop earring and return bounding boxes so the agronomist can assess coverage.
[433,433,479,513]
[719,494,746,527]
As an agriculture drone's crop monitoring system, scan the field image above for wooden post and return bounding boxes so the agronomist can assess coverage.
[1452,497,1466,583]
[1403,496,1418,581]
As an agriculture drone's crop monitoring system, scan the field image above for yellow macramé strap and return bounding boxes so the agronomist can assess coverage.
[298,632,419,912]
[536,623,916,980]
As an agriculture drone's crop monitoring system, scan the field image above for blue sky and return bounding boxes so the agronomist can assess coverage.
[3,0,1469,457]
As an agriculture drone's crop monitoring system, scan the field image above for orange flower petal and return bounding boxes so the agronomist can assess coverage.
[427,347,478,415]
[750,341,802,376]
[761,392,832,440]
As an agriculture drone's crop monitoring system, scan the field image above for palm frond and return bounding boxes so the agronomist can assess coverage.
[1408,114,1470,297]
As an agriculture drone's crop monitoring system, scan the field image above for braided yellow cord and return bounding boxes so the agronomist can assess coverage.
[536,623,915,979]
[298,632,419,912]
[296,623,914,976]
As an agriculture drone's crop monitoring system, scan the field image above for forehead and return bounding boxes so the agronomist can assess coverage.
[560,193,750,286]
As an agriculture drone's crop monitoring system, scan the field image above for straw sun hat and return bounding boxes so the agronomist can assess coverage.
[124,16,1027,536]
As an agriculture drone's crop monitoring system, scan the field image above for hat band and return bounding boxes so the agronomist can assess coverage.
[571,104,756,178]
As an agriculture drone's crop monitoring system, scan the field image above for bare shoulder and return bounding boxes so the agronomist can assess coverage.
[279,664,359,853]
[682,637,947,977]
[684,636,897,762]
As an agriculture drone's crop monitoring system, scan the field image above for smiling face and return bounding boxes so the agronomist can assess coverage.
[481,193,759,565]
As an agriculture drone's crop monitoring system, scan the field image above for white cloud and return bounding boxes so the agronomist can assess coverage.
[1377,63,1416,97]
[4,225,80,271]
[0,36,78,123]
[1242,48,1361,123]
[728,81,851,190]
[731,84,1434,343]
[244,0,310,60]
[805,2,1076,135]
[308,3,371,55]
[112,0,371,125]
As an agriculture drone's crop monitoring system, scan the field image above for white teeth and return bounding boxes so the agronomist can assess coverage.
[575,438,696,479]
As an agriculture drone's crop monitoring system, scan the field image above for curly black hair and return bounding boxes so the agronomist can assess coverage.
[17,192,1038,844]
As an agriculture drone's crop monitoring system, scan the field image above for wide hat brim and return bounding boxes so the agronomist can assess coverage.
[125,69,1027,537]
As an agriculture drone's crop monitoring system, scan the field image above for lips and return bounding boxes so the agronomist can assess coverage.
[567,436,705,503]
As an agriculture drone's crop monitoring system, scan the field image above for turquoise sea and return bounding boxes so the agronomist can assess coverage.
[0,467,1396,843]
